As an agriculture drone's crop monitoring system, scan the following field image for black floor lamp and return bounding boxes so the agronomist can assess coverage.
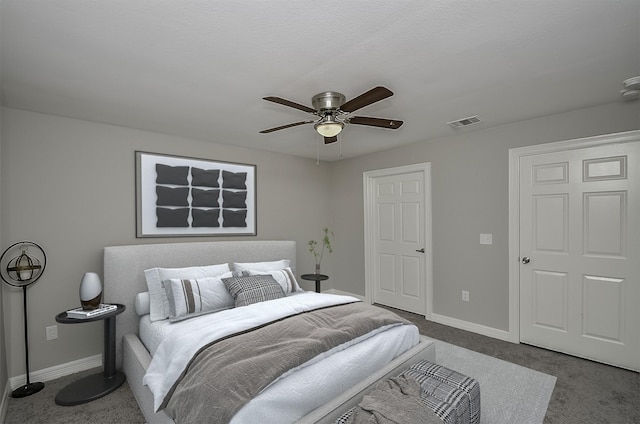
[0,241,47,398]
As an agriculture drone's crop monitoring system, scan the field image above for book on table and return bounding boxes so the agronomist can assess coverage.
[66,304,117,319]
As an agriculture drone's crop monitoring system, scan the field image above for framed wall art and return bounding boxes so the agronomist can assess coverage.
[136,151,257,237]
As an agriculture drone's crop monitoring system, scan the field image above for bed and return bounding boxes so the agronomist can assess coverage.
[104,240,436,423]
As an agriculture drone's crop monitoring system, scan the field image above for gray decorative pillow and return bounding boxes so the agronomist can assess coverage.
[222,275,285,307]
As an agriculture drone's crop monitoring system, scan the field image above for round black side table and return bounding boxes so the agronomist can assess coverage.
[54,304,126,406]
[300,273,329,293]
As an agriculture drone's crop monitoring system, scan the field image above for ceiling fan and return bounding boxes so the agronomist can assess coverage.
[259,86,403,144]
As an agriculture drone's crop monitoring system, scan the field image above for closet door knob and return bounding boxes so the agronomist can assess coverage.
[521,257,531,264]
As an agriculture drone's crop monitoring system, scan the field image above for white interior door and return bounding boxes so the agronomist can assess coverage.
[519,141,639,370]
[364,164,431,315]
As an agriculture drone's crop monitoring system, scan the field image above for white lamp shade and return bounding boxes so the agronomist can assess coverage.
[80,272,102,310]
[316,122,343,137]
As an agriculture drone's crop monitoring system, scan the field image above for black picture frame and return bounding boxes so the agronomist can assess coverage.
[136,151,257,237]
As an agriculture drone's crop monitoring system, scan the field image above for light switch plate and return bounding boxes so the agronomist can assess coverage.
[46,325,58,341]
[480,233,493,245]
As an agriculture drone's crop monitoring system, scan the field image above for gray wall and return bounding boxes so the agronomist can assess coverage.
[327,101,640,332]
[0,108,332,377]
[0,0,8,398]
[1,100,638,379]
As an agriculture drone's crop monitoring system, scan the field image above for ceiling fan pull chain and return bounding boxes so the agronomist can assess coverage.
[316,136,320,165]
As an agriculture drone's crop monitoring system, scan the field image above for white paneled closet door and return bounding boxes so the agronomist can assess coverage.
[364,163,432,316]
[519,141,639,371]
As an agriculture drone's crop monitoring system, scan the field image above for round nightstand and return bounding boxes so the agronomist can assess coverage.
[54,304,126,406]
[300,273,329,293]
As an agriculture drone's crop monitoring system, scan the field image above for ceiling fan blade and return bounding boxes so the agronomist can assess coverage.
[259,120,314,133]
[324,136,338,144]
[348,116,404,129]
[263,96,316,114]
[340,86,394,113]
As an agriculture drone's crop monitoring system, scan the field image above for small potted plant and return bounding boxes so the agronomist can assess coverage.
[308,227,333,274]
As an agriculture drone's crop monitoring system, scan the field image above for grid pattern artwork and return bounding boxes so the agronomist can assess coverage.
[136,152,256,237]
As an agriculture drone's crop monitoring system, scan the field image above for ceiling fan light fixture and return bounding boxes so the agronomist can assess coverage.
[315,121,344,137]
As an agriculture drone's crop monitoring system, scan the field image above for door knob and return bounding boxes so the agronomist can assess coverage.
[521,257,531,264]
[416,248,425,253]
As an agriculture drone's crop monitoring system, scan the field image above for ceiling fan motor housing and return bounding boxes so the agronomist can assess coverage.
[312,91,346,112]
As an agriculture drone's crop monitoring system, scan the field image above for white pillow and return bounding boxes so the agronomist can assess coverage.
[246,267,301,293]
[134,292,151,316]
[163,272,235,322]
[144,263,230,322]
[232,259,291,273]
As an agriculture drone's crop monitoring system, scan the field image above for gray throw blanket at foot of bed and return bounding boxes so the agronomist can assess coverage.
[345,375,442,424]
[164,302,412,423]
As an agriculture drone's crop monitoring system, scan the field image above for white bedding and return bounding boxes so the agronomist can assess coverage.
[138,291,314,356]
[142,292,419,423]
[138,315,169,356]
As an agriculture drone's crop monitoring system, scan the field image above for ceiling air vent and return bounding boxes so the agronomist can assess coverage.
[447,115,480,129]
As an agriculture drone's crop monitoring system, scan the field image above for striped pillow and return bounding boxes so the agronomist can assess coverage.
[246,267,301,293]
[163,272,234,321]
[222,275,285,307]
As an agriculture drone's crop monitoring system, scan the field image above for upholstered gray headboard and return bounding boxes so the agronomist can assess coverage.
[104,240,296,368]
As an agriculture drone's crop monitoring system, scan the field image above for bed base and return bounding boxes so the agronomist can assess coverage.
[123,334,173,424]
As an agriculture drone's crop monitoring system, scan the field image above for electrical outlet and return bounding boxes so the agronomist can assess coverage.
[462,290,470,302]
[480,234,493,245]
[46,325,58,341]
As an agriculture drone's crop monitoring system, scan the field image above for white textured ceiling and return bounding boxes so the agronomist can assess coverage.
[1,1,639,161]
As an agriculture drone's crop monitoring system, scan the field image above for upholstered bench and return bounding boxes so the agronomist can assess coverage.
[405,360,481,424]
[333,360,480,424]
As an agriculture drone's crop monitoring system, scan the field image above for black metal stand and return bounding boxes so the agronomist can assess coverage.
[12,285,44,398]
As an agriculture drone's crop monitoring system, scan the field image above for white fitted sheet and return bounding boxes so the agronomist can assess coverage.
[139,314,171,356]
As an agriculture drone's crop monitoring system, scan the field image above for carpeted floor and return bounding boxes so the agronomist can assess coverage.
[5,306,639,423]
[434,339,555,424]
[4,369,145,423]
[386,306,640,424]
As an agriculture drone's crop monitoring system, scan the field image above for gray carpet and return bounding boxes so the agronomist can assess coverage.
[5,308,639,423]
[388,306,640,424]
[435,340,555,424]
[4,369,145,423]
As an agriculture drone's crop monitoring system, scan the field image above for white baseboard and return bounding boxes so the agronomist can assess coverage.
[430,313,512,342]
[1,380,10,424]
[326,289,512,343]
[322,289,365,301]
[8,354,102,390]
